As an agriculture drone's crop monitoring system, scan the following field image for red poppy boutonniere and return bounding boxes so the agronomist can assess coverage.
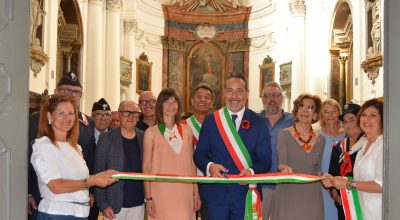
[241,120,251,129]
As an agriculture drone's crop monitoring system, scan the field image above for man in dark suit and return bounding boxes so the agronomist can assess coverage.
[94,100,145,220]
[194,73,272,220]
[28,72,97,220]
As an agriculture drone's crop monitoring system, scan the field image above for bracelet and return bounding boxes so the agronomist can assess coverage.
[82,178,89,191]
[346,180,357,190]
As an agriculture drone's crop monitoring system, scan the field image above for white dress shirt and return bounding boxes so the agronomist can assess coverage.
[354,135,383,220]
[31,136,90,218]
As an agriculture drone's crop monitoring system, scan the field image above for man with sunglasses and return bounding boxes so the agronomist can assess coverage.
[94,100,145,220]
[136,91,157,131]
[28,72,97,220]
[259,82,294,219]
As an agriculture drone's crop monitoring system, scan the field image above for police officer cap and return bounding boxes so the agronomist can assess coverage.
[57,72,82,88]
[338,103,361,121]
[92,98,111,112]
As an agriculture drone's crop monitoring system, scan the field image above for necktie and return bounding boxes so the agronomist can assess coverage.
[231,114,238,129]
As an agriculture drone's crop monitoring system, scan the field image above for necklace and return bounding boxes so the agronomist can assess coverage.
[293,124,316,151]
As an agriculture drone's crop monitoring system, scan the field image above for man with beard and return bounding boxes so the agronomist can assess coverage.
[136,91,157,131]
[194,73,271,219]
[259,81,294,219]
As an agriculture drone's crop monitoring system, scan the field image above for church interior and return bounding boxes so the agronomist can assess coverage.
[29,0,384,116]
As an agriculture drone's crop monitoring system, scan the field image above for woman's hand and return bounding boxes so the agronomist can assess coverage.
[193,194,201,211]
[146,200,156,218]
[278,164,293,173]
[321,173,334,188]
[331,190,343,205]
[91,169,119,188]
[332,176,348,190]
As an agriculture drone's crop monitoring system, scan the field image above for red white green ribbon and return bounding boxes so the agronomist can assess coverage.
[340,177,363,220]
[214,107,252,170]
[113,172,324,184]
[215,107,261,219]
[184,115,201,145]
[158,123,183,142]
[114,171,323,220]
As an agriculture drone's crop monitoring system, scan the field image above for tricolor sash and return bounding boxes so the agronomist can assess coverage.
[340,177,363,220]
[214,107,261,220]
[184,115,201,145]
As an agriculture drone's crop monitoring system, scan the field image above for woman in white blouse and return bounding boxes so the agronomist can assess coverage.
[31,95,118,219]
[323,98,383,220]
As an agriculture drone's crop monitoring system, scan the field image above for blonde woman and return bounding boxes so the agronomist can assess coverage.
[318,99,345,220]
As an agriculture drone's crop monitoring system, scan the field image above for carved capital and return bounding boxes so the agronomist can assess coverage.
[227,38,251,52]
[290,0,306,15]
[106,0,121,10]
[162,37,185,51]
[30,48,49,78]
[124,19,137,34]
[361,55,383,85]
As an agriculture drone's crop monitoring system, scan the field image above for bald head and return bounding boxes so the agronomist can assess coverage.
[138,91,156,118]
[118,100,140,131]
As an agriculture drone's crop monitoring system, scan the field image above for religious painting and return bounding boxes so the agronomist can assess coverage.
[259,63,275,97]
[136,53,152,94]
[186,42,225,112]
[120,57,132,87]
[279,61,292,85]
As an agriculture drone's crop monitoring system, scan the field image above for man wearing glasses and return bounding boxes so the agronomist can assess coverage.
[94,100,145,220]
[28,72,97,220]
[259,81,294,219]
[136,91,157,131]
[92,98,112,144]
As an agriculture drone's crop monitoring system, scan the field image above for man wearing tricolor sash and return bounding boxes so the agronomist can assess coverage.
[194,73,272,220]
[183,83,215,219]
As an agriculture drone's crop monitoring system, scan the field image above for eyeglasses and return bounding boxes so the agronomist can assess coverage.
[298,103,315,112]
[57,88,82,97]
[93,113,112,119]
[263,92,282,99]
[139,99,156,106]
[225,88,246,96]
[119,110,141,118]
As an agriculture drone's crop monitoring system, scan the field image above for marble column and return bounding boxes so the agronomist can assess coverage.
[124,19,137,100]
[289,0,306,100]
[104,0,122,110]
[63,52,72,73]
[85,0,104,114]
[339,55,348,106]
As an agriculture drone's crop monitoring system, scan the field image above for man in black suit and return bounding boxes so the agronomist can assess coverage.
[28,72,97,220]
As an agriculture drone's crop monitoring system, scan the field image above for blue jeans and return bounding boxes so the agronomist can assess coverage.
[37,212,87,220]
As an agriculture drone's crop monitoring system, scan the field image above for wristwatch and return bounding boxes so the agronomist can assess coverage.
[144,197,153,203]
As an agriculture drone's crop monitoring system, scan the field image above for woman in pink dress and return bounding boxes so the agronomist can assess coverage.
[142,88,201,220]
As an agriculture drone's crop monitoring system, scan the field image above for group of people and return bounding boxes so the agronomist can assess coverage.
[27,71,383,220]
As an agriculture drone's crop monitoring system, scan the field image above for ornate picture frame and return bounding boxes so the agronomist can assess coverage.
[186,42,225,112]
[259,56,275,97]
[136,53,152,94]
[279,61,292,86]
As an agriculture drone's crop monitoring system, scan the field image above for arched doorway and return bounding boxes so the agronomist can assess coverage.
[329,1,353,106]
[57,0,83,83]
